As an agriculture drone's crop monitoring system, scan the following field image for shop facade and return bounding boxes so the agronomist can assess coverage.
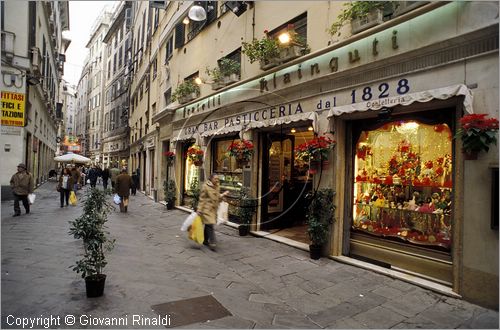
[161,2,498,308]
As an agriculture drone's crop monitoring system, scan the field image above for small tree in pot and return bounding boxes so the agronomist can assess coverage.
[238,187,256,236]
[69,188,115,297]
[164,179,177,210]
[306,188,335,259]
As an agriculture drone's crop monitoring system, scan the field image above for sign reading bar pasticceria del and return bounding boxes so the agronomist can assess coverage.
[1,91,25,127]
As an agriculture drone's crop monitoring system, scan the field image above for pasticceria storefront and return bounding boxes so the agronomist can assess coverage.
[165,3,498,308]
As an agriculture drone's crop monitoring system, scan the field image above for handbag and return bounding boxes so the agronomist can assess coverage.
[69,191,77,206]
[188,215,204,244]
[217,201,229,225]
[181,212,198,231]
[56,184,61,192]
[28,193,36,205]
[113,194,121,205]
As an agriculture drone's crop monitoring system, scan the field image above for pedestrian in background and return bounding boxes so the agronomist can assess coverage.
[10,163,34,217]
[102,167,110,190]
[197,174,229,251]
[110,164,120,191]
[87,165,99,188]
[115,168,133,213]
[57,168,74,207]
[70,166,80,192]
[131,170,139,195]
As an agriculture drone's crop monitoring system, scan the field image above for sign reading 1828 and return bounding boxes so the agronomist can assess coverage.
[1,91,25,127]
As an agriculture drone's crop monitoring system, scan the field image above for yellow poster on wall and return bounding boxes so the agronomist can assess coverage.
[1,91,25,127]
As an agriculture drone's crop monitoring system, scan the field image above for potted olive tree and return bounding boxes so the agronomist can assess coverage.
[164,179,177,210]
[172,80,200,104]
[238,187,256,236]
[242,36,280,70]
[306,188,335,259]
[69,188,115,297]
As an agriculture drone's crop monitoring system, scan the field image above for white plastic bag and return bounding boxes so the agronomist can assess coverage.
[181,211,198,231]
[113,194,121,205]
[28,193,36,205]
[217,201,229,225]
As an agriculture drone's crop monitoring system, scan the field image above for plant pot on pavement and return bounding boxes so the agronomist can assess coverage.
[238,224,250,236]
[166,201,174,210]
[85,274,106,298]
[309,244,322,260]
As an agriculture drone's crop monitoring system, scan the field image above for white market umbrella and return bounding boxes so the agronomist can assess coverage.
[54,152,92,164]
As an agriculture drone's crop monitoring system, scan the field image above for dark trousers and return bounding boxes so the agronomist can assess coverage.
[59,189,70,207]
[204,224,216,245]
[90,180,97,188]
[14,194,30,215]
[103,179,108,190]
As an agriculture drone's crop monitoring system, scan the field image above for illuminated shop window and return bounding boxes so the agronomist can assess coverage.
[352,120,453,251]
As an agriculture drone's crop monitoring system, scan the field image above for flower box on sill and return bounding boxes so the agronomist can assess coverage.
[259,58,279,70]
[211,74,240,91]
[278,44,303,63]
[178,93,197,104]
[351,9,383,34]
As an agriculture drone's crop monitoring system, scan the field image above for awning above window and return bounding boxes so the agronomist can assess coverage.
[327,84,473,118]
[200,125,242,138]
[245,111,318,133]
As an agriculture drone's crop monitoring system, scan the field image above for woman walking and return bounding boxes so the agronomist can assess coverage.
[57,168,74,208]
[197,174,228,251]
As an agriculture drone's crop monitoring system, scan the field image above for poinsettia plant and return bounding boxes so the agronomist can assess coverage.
[295,136,336,162]
[227,139,254,162]
[456,113,499,154]
[186,145,204,165]
[164,151,175,166]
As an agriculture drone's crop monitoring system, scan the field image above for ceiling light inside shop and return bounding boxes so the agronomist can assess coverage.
[308,126,314,131]
[291,128,296,133]
[395,121,419,134]
[278,32,291,44]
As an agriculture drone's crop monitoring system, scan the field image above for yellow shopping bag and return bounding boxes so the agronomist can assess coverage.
[69,191,77,206]
[188,215,204,244]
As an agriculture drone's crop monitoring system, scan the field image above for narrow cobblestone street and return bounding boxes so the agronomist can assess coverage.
[1,181,498,329]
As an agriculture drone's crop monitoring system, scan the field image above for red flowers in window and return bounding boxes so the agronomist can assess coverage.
[227,139,254,162]
[457,113,499,154]
[295,136,336,162]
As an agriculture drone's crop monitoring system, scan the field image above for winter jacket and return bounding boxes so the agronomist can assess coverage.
[87,168,99,183]
[57,175,74,191]
[101,168,110,180]
[10,170,34,196]
[115,173,133,197]
[197,181,221,225]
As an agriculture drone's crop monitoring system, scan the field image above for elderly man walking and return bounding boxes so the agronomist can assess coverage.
[10,163,34,217]
[115,168,133,213]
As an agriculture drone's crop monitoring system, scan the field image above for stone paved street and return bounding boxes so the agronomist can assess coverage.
[1,181,498,329]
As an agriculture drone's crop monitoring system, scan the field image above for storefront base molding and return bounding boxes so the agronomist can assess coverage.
[331,256,461,299]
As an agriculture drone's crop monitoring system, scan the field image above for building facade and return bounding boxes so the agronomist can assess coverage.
[85,11,111,165]
[141,1,498,309]
[74,59,90,157]
[101,1,132,169]
[1,1,70,198]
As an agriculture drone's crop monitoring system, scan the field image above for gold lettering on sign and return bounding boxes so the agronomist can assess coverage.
[349,49,360,63]
[392,30,399,49]
[283,73,291,84]
[310,63,320,75]
[260,78,268,92]
[329,57,338,72]
[372,38,379,56]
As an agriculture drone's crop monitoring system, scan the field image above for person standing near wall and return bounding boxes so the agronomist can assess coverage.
[10,163,34,217]
[57,168,74,207]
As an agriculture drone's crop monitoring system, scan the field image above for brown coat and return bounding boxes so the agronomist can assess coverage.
[57,175,74,191]
[10,170,34,195]
[115,173,133,197]
[197,181,221,225]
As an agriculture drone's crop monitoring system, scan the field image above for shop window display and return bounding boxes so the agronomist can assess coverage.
[183,142,200,207]
[353,120,453,250]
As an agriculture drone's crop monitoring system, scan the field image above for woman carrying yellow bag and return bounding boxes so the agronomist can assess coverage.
[188,215,205,244]
[69,191,77,206]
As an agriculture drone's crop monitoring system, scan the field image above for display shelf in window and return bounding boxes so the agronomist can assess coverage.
[352,120,453,251]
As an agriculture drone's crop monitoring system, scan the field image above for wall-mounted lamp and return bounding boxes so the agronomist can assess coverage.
[278,32,291,44]
[188,5,207,21]
[182,16,190,25]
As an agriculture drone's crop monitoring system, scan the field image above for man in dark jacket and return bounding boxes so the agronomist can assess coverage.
[10,163,34,217]
[101,167,110,190]
[87,165,99,188]
[115,168,133,213]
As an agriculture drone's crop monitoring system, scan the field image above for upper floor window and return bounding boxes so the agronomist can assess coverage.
[165,35,173,62]
[152,57,158,80]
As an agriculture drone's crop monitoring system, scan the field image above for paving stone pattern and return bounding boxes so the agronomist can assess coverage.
[1,181,498,329]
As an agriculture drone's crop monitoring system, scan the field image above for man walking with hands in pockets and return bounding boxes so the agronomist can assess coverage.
[10,163,33,217]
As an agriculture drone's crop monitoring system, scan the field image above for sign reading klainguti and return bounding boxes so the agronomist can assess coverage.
[1,91,25,127]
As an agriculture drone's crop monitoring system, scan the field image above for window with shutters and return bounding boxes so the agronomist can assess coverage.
[174,23,185,49]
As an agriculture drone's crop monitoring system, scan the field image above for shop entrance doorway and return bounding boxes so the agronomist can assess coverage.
[260,126,314,243]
